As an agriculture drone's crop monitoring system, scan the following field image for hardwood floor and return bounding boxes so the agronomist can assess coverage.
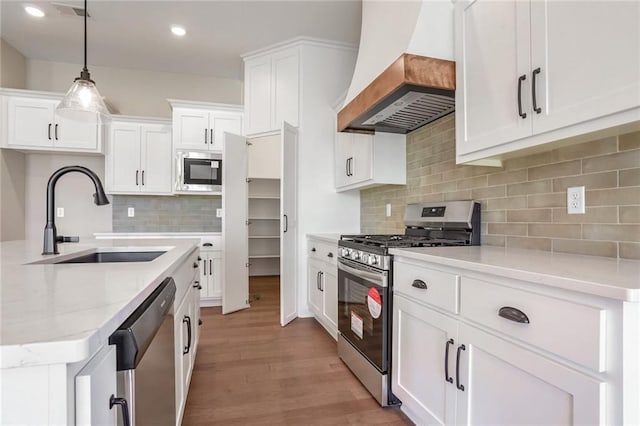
[183,276,413,425]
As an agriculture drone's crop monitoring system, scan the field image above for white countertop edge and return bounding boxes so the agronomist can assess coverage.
[95,232,222,239]
[306,233,342,244]
[390,247,640,303]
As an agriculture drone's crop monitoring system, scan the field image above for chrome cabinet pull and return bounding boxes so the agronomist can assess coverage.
[456,344,466,391]
[532,67,542,114]
[517,74,527,119]
[109,395,131,426]
[498,306,530,324]
[445,338,454,383]
[412,279,428,290]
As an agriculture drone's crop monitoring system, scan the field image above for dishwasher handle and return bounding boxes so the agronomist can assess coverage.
[109,277,176,371]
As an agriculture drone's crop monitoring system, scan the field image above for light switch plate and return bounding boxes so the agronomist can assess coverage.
[56,207,64,218]
[386,203,392,217]
[216,208,223,218]
[127,207,135,217]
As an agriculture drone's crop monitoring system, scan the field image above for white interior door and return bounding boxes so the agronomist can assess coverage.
[280,122,298,326]
[222,132,250,314]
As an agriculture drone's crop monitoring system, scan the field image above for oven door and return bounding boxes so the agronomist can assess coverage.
[337,258,389,373]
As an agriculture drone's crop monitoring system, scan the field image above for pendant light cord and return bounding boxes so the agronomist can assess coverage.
[83,0,88,72]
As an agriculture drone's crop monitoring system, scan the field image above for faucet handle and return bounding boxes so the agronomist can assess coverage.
[56,236,80,243]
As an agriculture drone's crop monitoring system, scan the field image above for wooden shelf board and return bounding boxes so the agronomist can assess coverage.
[249,254,280,259]
[249,235,280,239]
[248,217,280,221]
[248,195,280,200]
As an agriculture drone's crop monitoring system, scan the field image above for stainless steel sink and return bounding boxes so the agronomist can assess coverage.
[56,251,166,264]
[29,247,170,265]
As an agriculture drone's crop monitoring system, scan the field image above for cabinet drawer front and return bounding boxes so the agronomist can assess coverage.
[394,261,460,314]
[460,278,606,372]
[308,240,337,266]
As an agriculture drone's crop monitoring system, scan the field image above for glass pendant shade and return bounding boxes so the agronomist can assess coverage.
[56,77,110,123]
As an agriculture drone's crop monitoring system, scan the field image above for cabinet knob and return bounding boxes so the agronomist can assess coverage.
[193,262,199,269]
[327,252,334,258]
[311,247,316,252]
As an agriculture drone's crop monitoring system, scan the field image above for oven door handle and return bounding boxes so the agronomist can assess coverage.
[338,260,387,287]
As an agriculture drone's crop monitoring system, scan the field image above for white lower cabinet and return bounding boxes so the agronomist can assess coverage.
[392,258,609,426]
[307,237,338,339]
[457,323,604,426]
[392,294,458,425]
[199,249,222,306]
[74,345,118,426]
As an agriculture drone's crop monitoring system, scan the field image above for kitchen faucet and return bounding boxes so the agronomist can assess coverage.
[43,165,110,255]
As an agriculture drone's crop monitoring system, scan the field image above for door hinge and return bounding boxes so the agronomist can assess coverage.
[246,141,253,146]
[246,178,252,183]
[245,220,252,226]
[245,262,251,267]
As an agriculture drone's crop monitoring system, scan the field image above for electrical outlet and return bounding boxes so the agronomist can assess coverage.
[216,208,223,218]
[56,207,64,218]
[567,186,585,214]
[127,207,135,218]
[386,203,392,217]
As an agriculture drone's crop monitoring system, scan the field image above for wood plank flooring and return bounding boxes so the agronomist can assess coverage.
[183,276,413,425]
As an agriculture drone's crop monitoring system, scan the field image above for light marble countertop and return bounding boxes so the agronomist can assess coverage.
[306,233,342,244]
[390,246,640,302]
[95,232,221,239]
[0,238,199,368]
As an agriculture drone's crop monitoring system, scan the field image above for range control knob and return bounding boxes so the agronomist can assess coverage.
[341,248,351,257]
[361,253,369,264]
[369,255,379,266]
[352,251,361,260]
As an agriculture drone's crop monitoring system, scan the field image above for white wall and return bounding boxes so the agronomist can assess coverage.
[0,38,27,242]
[24,154,112,242]
[26,59,243,118]
[1,39,26,89]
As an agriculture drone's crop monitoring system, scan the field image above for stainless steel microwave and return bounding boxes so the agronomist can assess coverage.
[175,151,222,193]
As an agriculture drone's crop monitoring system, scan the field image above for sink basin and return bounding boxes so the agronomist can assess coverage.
[28,247,171,265]
[56,251,166,264]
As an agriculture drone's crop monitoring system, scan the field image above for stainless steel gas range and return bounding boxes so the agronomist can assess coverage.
[337,200,481,407]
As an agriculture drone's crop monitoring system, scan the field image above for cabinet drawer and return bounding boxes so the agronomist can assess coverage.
[394,261,460,314]
[460,278,606,372]
[308,240,337,266]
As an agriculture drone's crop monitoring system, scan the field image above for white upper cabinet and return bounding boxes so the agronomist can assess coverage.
[170,100,243,152]
[4,92,101,153]
[335,132,406,192]
[455,0,640,164]
[243,46,299,135]
[106,117,172,195]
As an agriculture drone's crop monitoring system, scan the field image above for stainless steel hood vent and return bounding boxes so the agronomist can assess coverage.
[338,54,455,134]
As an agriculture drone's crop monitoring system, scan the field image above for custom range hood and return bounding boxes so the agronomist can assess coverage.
[338,0,455,134]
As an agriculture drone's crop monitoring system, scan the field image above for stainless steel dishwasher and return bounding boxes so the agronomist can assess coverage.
[109,277,176,426]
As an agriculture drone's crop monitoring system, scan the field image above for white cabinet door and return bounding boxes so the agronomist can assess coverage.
[210,253,222,299]
[245,57,272,135]
[211,113,242,152]
[191,285,201,360]
[280,122,298,326]
[457,323,605,425]
[307,260,323,316]
[200,252,211,297]
[7,97,54,148]
[392,294,459,426]
[140,124,172,194]
[272,49,299,128]
[456,0,532,156]
[334,132,352,188]
[107,123,141,193]
[350,134,373,184]
[321,268,338,332]
[173,108,210,150]
[222,132,249,314]
[530,0,640,134]
[54,112,98,151]
[75,345,118,426]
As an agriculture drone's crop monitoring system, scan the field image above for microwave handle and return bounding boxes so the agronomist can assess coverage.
[176,154,183,191]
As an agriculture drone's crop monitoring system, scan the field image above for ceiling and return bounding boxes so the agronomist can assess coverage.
[0,0,362,80]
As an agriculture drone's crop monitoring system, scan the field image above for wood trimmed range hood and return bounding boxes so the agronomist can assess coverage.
[338,53,455,134]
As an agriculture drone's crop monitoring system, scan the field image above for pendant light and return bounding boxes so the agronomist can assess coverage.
[56,0,110,123]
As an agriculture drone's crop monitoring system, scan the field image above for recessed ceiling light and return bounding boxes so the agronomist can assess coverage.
[171,26,186,37]
[25,6,45,18]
